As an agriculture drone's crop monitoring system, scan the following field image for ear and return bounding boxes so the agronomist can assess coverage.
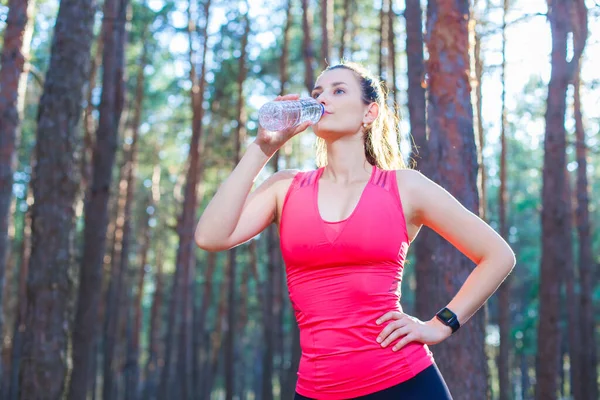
[362,102,379,125]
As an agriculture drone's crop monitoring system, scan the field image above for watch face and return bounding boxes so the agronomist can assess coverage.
[438,308,455,321]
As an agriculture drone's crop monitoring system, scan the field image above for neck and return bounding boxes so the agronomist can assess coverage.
[322,131,371,184]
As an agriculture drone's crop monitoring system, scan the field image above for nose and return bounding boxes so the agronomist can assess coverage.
[317,93,328,106]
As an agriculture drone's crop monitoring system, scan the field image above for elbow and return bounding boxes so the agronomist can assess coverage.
[195,234,222,252]
[194,230,231,253]
[500,245,516,274]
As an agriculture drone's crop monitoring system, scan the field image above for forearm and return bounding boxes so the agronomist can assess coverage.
[195,141,273,242]
[442,251,515,326]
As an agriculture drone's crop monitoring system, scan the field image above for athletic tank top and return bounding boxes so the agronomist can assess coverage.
[279,164,434,399]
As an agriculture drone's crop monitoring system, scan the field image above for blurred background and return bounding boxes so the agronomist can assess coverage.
[0,0,598,399]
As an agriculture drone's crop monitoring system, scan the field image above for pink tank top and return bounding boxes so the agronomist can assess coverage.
[279,164,434,399]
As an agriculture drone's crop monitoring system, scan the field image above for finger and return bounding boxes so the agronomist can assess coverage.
[376,311,403,325]
[291,120,312,135]
[377,319,408,343]
[381,325,412,348]
[279,93,300,101]
[393,332,418,352]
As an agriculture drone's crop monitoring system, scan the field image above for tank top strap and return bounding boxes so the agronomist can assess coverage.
[299,168,321,188]
[281,168,319,211]
[371,167,394,191]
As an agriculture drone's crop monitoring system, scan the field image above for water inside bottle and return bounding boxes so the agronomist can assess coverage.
[258,98,324,131]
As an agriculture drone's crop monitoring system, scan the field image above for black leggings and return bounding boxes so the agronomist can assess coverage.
[293,364,453,399]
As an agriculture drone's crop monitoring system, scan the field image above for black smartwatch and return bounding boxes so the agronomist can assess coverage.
[435,307,460,333]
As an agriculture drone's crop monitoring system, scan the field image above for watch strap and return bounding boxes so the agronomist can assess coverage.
[435,307,460,333]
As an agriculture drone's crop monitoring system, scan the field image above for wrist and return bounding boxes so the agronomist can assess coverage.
[429,317,453,338]
[253,138,279,158]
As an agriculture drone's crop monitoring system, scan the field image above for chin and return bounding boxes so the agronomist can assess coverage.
[314,123,358,140]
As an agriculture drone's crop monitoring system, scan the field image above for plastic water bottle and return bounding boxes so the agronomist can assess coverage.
[258,98,324,131]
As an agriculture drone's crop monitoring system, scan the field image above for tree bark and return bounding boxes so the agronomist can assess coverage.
[225,10,249,400]
[320,0,333,68]
[405,0,435,322]
[173,1,212,399]
[473,27,486,221]
[81,22,105,200]
[123,40,150,400]
[338,0,350,61]
[571,3,595,398]
[0,0,34,368]
[378,0,389,80]
[562,166,582,400]
[404,0,427,169]
[19,0,95,397]
[7,184,32,400]
[497,0,511,398]
[67,0,128,396]
[424,0,486,397]
[300,0,315,92]
[142,216,164,400]
[387,3,398,114]
[194,251,216,399]
[535,1,578,398]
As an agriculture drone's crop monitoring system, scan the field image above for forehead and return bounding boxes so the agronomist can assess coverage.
[315,68,360,88]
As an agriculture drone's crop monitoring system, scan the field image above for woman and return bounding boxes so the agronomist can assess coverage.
[195,62,515,399]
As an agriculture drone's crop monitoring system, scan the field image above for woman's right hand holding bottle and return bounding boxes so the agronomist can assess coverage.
[255,94,314,157]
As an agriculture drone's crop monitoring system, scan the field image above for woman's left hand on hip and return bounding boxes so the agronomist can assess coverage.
[375,311,453,352]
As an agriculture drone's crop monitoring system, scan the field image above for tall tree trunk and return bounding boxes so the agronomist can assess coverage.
[19,0,95,397]
[101,3,131,400]
[203,263,228,400]
[535,1,584,398]
[68,0,128,396]
[405,0,434,321]
[320,0,332,68]
[338,0,350,61]
[194,251,216,399]
[378,0,389,80]
[142,217,164,400]
[497,0,511,398]
[172,2,212,399]
[81,22,105,199]
[563,167,582,400]
[225,10,249,400]
[260,5,291,397]
[124,193,151,400]
[103,135,134,400]
[2,19,35,386]
[102,155,129,400]
[405,0,427,166]
[473,26,486,221]
[157,262,181,399]
[236,241,254,399]
[387,3,398,115]
[300,0,315,92]
[7,185,32,400]
[425,0,485,397]
[123,40,150,400]
[571,3,595,398]
[0,0,34,368]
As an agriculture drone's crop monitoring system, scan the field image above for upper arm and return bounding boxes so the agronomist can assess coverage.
[200,169,298,252]
[401,170,515,266]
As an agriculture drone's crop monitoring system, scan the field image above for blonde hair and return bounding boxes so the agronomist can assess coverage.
[315,62,406,170]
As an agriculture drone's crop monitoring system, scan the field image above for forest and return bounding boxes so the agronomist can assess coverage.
[0,0,599,399]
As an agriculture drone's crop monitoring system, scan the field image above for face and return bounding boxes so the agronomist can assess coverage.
[311,68,375,138]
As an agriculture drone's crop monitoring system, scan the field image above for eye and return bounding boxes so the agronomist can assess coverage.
[311,92,321,99]
[334,88,345,95]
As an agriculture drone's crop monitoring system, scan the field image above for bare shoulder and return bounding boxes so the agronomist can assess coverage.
[270,168,301,190]
[394,168,430,220]
[270,169,302,224]
[268,168,299,197]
